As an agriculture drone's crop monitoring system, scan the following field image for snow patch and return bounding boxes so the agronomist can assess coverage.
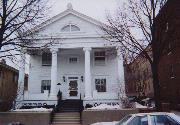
[134,102,147,109]
[12,108,53,112]
[87,104,122,110]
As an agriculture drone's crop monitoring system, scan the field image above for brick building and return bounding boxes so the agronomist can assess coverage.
[124,47,154,98]
[124,0,180,109]
[0,60,28,111]
[155,0,180,108]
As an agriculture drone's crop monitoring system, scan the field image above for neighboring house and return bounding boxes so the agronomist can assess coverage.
[124,47,154,98]
[22,3,125,107]
[0,60,28,111]
[155,0,180,109]
[124,0,180,109]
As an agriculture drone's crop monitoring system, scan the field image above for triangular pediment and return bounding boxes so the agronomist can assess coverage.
[30,5,106,35]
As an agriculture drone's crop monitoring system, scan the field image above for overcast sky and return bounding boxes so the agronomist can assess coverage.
[48,0,122,23]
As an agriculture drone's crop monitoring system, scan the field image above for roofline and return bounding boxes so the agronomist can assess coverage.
[26,8,107,35]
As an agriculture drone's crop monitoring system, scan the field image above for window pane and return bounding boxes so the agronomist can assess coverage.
[95,78,106,92]
[71,25,80,31]
[42,53,52,66]
[41,80,51,93]
[127,116,148,125]
[150,115,180,125]
[69,57,78,63]
[94,51,105,66]
[61,25,70,32]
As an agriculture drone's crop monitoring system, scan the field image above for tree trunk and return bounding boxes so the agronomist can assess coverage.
[151,62,162,111]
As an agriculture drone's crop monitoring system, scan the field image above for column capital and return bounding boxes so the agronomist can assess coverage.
[83,47,92,52]
[50,48,59,53]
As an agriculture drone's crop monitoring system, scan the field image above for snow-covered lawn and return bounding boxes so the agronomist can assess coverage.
[87,104,121,110]
[12,107,53,112]
[91,121,118,125]
[87,102,147,110]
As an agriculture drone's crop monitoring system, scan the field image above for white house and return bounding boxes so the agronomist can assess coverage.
[20,3,125,107]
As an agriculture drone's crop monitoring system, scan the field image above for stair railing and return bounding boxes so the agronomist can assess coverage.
[79,93,84,124]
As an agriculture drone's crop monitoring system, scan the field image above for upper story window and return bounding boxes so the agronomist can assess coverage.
[61,24,80,32]
[94,51,106,66]
[42,52,52,66]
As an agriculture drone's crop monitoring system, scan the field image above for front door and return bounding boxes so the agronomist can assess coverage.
[68,77,79,99]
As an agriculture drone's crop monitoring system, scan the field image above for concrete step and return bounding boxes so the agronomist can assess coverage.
[54,112,80,116]
[53,117,80,119]
[51,124,81,125]
[51,112,81,125]
[52,121,81,124]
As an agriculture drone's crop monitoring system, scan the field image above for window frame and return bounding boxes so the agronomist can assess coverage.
[61,24,80,32]
[94,77,107,92]
[41,80,51,93]
[149,114,180,125]
[42,52,52,66]
[127,115,149,125]
[68,56,79,64]
[94,51,106,66]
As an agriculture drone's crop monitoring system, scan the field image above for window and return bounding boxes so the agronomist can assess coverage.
[0,71,2,80]
[170,64,175,79]
[95,78,106,92]
[127,116,148,125]
[42,52,52,66]
[61,24,80,32]
[69,57,78,64]
[150,115,180,125]
[94,51,106,66]
[41,80,51,93]
[118,115,132,125]
[13,73,18,83]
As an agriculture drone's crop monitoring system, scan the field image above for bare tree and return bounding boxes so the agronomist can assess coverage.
[102,0,168,110]
[0,0,50,59]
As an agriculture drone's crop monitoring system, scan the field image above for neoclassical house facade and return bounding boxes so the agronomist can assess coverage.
[20,4,125,107]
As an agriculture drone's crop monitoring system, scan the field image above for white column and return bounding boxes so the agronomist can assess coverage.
[117,48,126,97]
[83,47,92,100]
[50,48,58,99]
[16,48,26,108]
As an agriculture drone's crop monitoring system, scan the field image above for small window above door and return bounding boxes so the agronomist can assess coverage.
[69,57,79,64]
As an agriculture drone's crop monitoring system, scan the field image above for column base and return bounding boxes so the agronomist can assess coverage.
[84,96,93,100]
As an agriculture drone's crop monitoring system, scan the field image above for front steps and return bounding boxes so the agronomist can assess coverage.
[57,99,82,112]
[51,112,81,125]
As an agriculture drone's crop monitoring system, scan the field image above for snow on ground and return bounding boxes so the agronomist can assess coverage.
[91,121,118,125]
[87,102,147,110]
[134,102,148,109]
[12,108,53,112]
[87,104,122,110]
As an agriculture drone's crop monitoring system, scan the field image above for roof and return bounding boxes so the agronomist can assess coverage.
[28,3,106,35]
[130,112,173,116]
